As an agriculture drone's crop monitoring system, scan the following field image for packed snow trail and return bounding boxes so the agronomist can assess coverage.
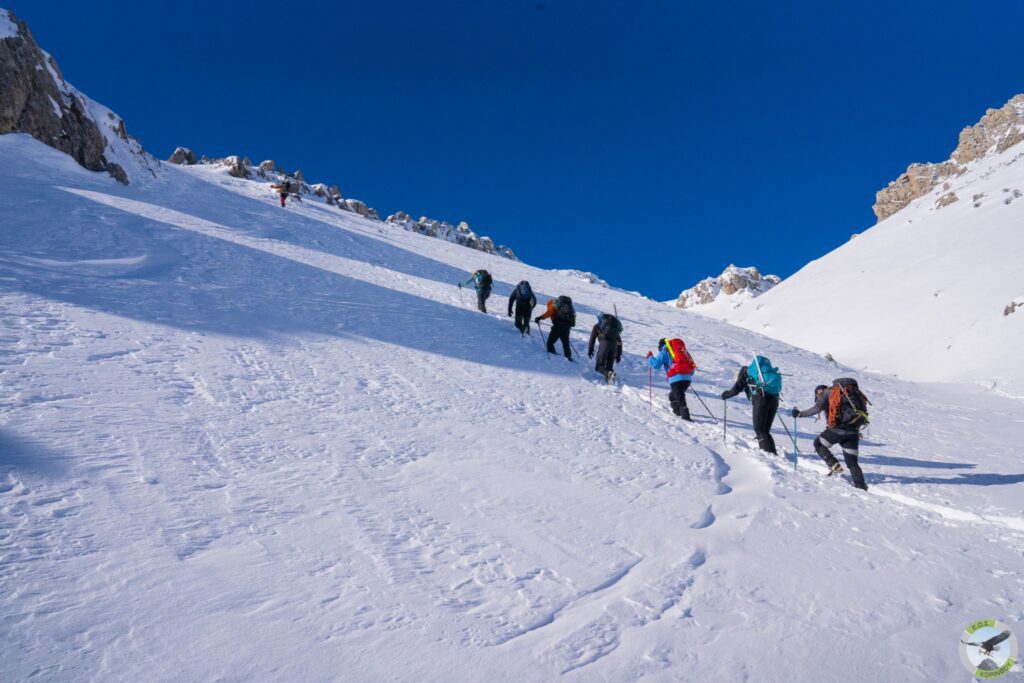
[1,135,1023,681]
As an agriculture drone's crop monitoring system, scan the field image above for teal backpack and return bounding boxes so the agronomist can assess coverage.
[748,356,782,396]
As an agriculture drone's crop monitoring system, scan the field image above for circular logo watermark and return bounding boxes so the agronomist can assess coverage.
[959,619,1018,679]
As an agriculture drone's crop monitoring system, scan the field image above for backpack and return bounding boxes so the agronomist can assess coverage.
[474,270,492,288]
[597,313,623,338]
[664,338,696,376]
[554,296,576,326]
[514,280,534,302]
[748,356,782,396]
[827,378,870,430]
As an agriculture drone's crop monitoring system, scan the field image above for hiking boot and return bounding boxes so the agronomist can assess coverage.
[828,462,844,476]
[853,482,869,491]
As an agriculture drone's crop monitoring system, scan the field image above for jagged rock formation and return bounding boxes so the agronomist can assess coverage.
[386,212,518,261]
[168,147,196,165]
[673,265,780,310]
[0,8,154,184]
[874,94,1024,222]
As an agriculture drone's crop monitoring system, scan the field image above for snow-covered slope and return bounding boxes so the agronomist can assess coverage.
[2,133,1023,681]
[698,106,1024,391]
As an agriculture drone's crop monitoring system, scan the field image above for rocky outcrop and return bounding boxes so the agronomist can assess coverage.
[168,147,196,165]
[673,265,780,310]
[221,155,249,178]
[0,8,153,184]
[874,94,1024,222]
[259,159,275,172]
[386,212,518,261]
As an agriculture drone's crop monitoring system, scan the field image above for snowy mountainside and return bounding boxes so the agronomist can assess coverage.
[0,8,156,184]
[671,264,780,313]
[697,97,1024,390]
[2,132,1023,681]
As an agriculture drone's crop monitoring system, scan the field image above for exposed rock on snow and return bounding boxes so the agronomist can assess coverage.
[673,265,780,310]
[0,8,155,184]
[168,147,196,165]
[874,93,1024,221]
[386,212,518,261]
[221,155,249,179]
[553,269,609,287]
[935,191,958,209]
[259,159,275,171]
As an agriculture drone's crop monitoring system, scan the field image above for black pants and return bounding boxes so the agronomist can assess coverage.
[751,392,779,455]
[814,429,866,488]
[546,323,572,359]
[594,339,617,375]
[513,300,534,333]
[669,381,691,420]
[476,287,491,313]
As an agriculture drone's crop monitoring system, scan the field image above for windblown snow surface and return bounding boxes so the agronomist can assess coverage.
[700,141,1024,392]
[1,134,1023,681]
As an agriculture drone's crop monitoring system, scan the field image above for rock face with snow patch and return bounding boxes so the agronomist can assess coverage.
[168,147,196,165]
[0,8,153,184]
[386,211,518,261]
[874,93,1024,221]
[673,265,780,310]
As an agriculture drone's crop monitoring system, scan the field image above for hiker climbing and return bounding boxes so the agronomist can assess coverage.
[459,269,493,313]
[588,313,622,383]
[507,280,537,336]
[647,338,696,421]
[791,378,870,491]
[535,295,576,360]
[277,178,292,207]
[721,356,782,455]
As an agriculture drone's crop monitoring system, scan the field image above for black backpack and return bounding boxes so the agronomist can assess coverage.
[514,280,534,302]
[554,296,576,326]
[828,378,870,429]
[597,313,622,338]
[475,270,492,288]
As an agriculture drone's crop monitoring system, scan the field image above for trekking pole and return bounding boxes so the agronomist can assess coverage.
[569,339,581,360]
[535,320,546,352]
[692,389,719,424]
[792,415,799,471]
[648,365,653,412]
[723,400,727,442]
[774,413,795,449]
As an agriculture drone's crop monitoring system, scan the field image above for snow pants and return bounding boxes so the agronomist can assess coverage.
[279,193,287,207]
[814,428,866,488]
[594,338,618,375]
[751,392,779,455]
[546,323,572,359]
[669,381,692,421]
[513,300,534,334]
[476,287,491,313]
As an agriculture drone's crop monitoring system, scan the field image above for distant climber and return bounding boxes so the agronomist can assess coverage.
[460,269,493,313]
[588,313,622,383]
[647,338,696,421]
[508,280,537,336]
[277,179,292,207]
[535,296,576,360]
[791,378,870,490]
[721,356,782,455]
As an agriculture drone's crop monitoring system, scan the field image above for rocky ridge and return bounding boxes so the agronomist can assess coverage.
[673,265,780,310]
[874,94,1024,222]
[0,8,155,184]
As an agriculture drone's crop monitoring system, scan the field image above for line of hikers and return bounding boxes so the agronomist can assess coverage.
[459,269,871,491]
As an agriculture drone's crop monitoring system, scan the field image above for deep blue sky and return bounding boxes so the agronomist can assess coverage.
[12,1,1024,300]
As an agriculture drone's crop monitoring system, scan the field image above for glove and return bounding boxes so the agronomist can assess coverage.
[588,350,594,359]
[508,311,512,317]
[534,317,541,324]
[615,354,621,363]
[646,351,653,358]
[720,391,729,400]
[458,282,462,289]
[791,407,800,418]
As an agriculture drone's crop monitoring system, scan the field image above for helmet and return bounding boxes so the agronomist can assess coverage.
[814,384,828,396]
[658,338,667,350]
